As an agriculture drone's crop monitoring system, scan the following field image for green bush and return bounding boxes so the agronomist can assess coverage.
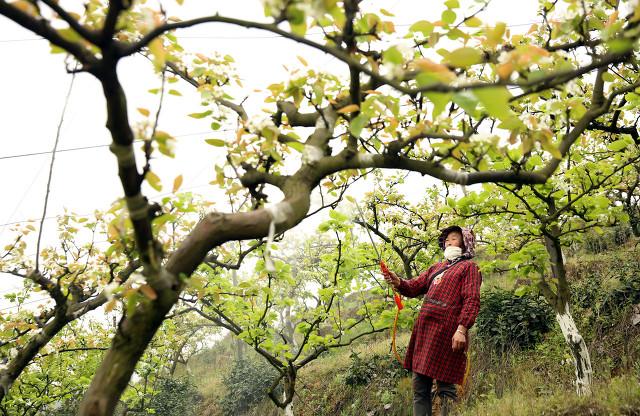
[145,377,201,416]
[571,256,640,330]
[476,289,554,352]
[343,351,407,386]
[579,225,633,254]
[219,358,280,416]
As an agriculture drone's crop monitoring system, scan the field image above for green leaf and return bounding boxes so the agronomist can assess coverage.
[474,86,513,120]
[442,9,456,25]
[50,44,66,54]
[444,47,483,68]
[452,91,480,117]
[284,141,305,153]
[349,113,369,137]
[445,0,460,8]
[465,16,482,27]
[607,38,633,54]
[425,92,452,118]
[607,139,629,152]
[383,46,404,65]
[205,138,225,147]
[188,110,212,119]
[409,20,434,36]
[497,115,525,131]
[514,286,529,297]
[329,209,349,222]
[416,72,440,87]
[168,89,182,96]
[602,72,615,83]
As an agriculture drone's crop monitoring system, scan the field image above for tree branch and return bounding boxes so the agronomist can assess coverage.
[40,0,99,44]
[0,1,96,66]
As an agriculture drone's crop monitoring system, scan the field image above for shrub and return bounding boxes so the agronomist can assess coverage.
[476,289,554,352]
[571,255,640,331]
[219,358,280,416]
[343,351,407,386]
[579,225,633,254]
[146,377,201,416]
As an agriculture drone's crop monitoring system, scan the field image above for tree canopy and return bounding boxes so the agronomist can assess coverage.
[1,0,640,414]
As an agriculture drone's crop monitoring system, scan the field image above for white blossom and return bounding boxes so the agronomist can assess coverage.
[565,80,583,97]
[248,115,278,135]
[554,177,572,193]
[381,62,405,79]
[103,281,120,301]
[395,42,414,61]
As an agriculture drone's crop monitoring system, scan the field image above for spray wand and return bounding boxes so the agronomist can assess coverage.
[353,201,404,363]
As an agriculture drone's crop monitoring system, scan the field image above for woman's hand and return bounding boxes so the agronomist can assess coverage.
[452,326,467,352]
[383,270,401,288]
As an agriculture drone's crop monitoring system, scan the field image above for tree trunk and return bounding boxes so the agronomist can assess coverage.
[543,231,593,396]
[629,210,640,238]
[556,304,593,396]
[77,282,178,416]
[283,390,294,416]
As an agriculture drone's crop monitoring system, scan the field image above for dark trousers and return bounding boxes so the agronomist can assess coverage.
[412,372,457,416]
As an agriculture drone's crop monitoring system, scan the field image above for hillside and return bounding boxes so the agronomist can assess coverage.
[185,242,640,416]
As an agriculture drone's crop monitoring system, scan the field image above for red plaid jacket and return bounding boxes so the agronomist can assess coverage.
[396,259,482,384]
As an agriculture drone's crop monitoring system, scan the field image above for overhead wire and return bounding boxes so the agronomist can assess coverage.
[0,129,232,161]
[0,296,52,312]
[35,68,76,270]
[0,20,542,44]
[0,17,546,232]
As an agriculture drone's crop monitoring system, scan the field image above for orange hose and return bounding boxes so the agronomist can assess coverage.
[391,306,403,365]
[459,343,472,396]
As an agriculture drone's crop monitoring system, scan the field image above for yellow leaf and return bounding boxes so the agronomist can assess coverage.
[11,1,39,16]
[337,104,360,114]
[606,11,619,27]
[485,22,506,48]
[297,56,308,66]
[380,8,394,17]
[137,108,150,117]
[105,298,117,313]
[465,16,482,27]
[496,61,514,80]
[146,171,162,192]
[444,47,483,68]
[107,224,119,240]
[149,38,166,71]
[413,59,456,81]
[172,175,183,193]
[139,284,158,300]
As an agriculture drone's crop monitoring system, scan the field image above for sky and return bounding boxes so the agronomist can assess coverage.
[0,0,540,306]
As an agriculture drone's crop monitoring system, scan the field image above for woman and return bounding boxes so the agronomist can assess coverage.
[383,226,482,416]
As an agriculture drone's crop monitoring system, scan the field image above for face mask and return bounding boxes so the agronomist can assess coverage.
[444,246,463,261]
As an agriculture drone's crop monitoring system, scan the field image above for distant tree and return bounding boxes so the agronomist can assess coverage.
[181,217,390,413]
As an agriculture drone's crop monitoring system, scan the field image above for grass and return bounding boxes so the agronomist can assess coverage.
[459,375,640,416]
